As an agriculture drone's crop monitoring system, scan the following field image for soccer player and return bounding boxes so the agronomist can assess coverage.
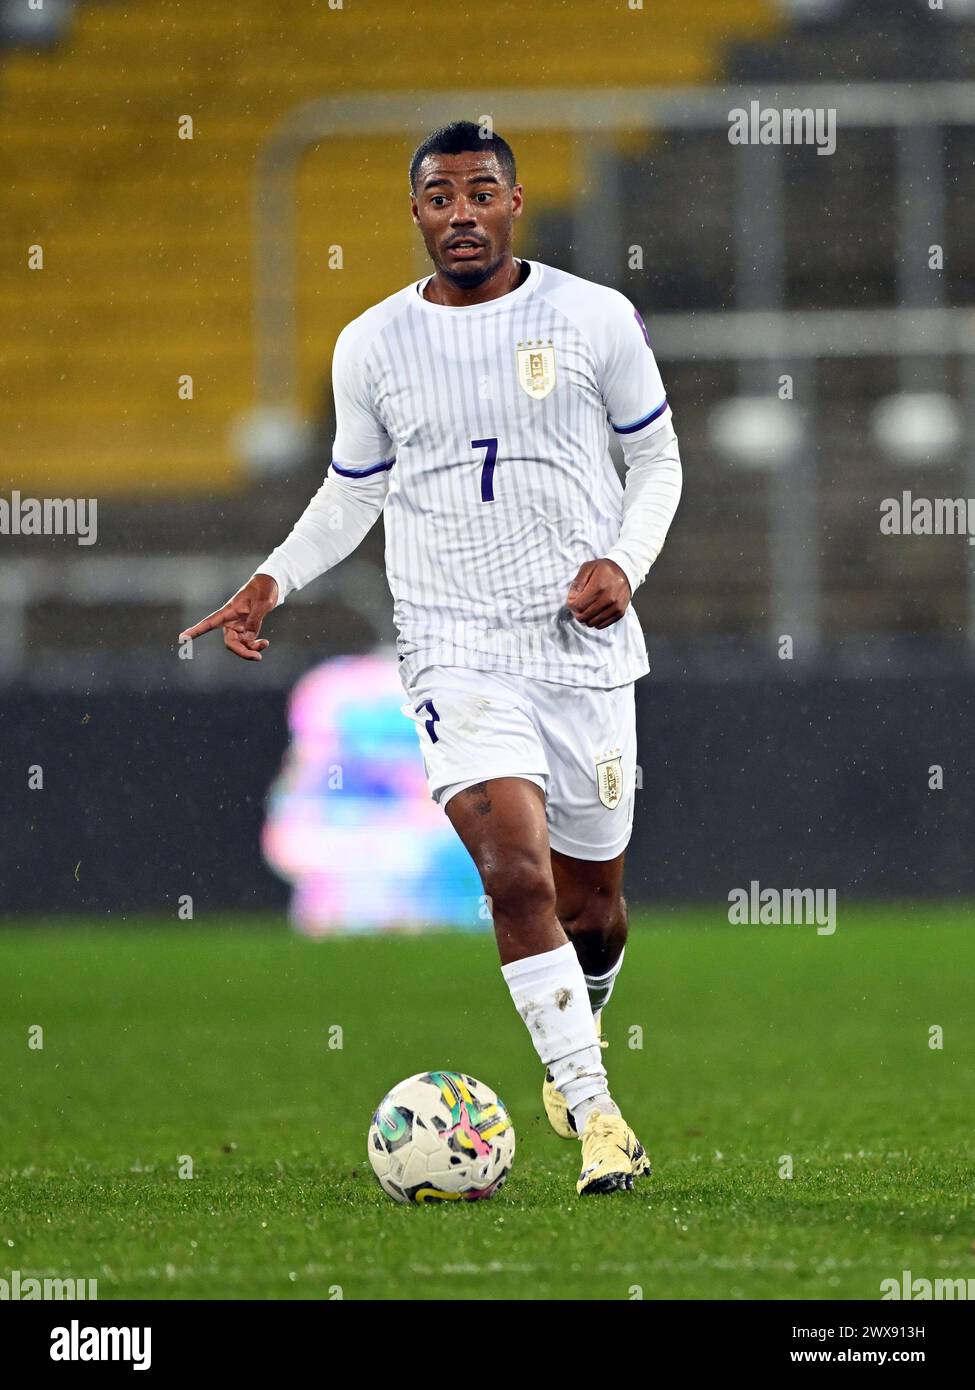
[180,121,682,1196]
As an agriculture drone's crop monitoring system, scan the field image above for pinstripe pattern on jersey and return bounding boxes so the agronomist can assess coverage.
[343,262,666,690]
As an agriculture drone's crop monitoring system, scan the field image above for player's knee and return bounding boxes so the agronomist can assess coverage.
[562,890,627,942]
[482,855,556,922]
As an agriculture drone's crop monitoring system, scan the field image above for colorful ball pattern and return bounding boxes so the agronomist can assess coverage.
[368,1070,516,1204]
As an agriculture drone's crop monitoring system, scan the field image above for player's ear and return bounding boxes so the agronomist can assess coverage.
[510,184,524,219]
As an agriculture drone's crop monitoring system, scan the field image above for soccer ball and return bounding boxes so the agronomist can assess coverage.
[367,1070,515,1204]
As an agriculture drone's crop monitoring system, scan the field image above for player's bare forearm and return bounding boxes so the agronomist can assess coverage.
[178,572,279,661]
[566,558,632,629]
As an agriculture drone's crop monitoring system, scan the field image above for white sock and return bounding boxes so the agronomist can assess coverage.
[501,942,618,1128]
[571,1092,619,1134]
[584,947,625,1015]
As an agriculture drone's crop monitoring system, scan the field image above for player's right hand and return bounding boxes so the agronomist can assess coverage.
[178,573,279,661]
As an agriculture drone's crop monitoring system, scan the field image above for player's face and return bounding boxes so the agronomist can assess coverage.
[411,151,523,288]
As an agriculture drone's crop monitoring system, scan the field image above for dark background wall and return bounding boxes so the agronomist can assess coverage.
[3,657,972,918]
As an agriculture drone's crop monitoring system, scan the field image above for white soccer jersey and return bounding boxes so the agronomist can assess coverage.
[270,259,677,690]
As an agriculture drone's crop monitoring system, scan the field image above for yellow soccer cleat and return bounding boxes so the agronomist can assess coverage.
[542,1010,606,1140]
[576,1112,652,1196]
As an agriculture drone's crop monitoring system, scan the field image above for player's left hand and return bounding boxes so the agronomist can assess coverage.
[566,558,632,629]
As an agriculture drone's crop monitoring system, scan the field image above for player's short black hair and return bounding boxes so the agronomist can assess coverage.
[409,121,517,193]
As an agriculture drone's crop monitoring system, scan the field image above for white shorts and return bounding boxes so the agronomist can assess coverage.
[401,664,637,862]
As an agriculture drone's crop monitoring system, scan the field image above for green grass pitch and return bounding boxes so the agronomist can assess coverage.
[1,905,972,1300]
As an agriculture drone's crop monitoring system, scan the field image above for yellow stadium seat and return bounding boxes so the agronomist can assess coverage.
[0,0,777,492]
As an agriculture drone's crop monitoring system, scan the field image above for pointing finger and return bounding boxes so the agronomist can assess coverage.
[178,606,234,641]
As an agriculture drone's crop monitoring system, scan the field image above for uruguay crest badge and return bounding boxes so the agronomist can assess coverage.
[516,341,556,400]
[596,753,624,810]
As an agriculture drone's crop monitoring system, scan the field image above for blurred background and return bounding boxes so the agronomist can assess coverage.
[2,0,974,923]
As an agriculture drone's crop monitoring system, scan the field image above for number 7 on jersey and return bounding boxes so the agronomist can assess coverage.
[471,437,499,503]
